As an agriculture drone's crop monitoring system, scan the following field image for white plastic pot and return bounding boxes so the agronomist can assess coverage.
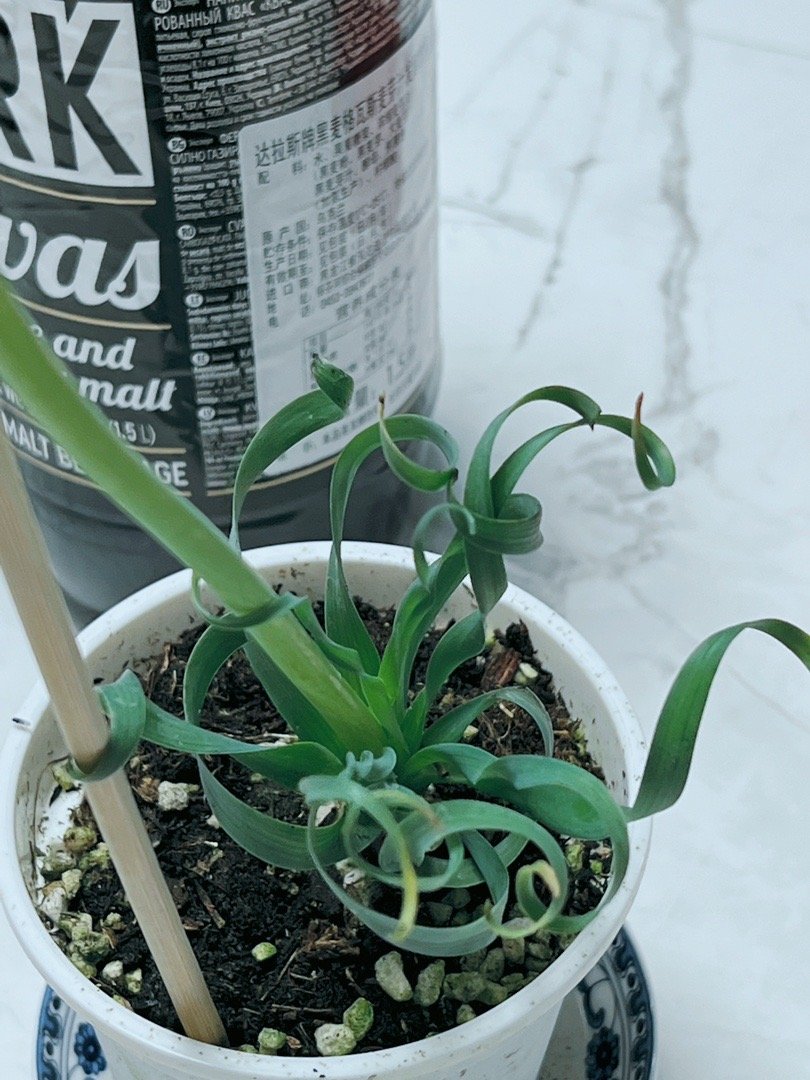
[0,542,651,1080]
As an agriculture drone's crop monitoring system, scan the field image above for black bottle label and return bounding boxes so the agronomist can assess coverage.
[0,0,437,504]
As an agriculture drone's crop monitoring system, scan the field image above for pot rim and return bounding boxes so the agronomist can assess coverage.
[0,540,652,1077]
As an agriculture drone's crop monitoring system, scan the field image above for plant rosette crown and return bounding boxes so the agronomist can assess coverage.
[1,542,652,1080]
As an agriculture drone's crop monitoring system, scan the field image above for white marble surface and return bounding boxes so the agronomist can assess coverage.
[1,1,809,1075]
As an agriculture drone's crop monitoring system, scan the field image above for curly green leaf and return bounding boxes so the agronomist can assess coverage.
[627,619,810,821]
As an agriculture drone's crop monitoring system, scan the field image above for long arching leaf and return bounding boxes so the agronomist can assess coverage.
[326,415,459,676]
[420,686,554,754]
[377,407,458,493]
[69,671,147,783]
[627,619,810,821]
[198,759,365,870]
[229,357,353,550]
[593,413,677,491]
[377,539,469,705]
[402,611,487,748]
[402,742,630,935]
[460,387,675,614]
[244,640,374,757]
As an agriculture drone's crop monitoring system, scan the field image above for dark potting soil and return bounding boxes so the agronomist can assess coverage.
[44,601,612,1054]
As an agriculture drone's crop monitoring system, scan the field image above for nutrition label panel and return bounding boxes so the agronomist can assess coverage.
[239,11,437,477]
[151,0,436,490]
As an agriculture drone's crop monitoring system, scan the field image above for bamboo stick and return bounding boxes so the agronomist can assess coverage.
[0,430,227,1046]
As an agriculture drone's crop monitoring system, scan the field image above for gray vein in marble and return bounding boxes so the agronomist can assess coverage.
[449,14,554,121]
[627,585,809,737]
[486,22,574,206]
[584,0,810,62]
[506,547,579,615]
[519,510,665,613]
[728,669,809,738]
[625,581,700,649]
[508,467,671,614]
[514,63,615,351]
[692,29,810,63]
[521,545,803,745]
[440,196,547,239]
[656,0,700,415]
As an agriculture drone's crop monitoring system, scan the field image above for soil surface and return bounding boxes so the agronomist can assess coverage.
[44,600,612,1054]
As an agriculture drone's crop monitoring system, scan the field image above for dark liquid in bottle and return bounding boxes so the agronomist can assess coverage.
[0,0,439,624]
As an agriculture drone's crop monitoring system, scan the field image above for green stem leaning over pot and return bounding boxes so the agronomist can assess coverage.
[0,280,807,957]
[0,286,389,759]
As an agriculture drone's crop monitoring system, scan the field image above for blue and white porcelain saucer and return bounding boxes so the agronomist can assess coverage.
[539,930,655,1080]
[37,929,654,1080]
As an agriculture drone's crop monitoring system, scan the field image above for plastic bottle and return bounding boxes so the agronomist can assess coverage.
[0,0,440,624]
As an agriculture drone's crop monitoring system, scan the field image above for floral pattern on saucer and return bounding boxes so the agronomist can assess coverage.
[541,930,655,1080]
[37,993,108,1079]
[38,929,654,1080]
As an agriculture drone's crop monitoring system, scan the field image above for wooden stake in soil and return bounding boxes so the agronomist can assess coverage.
[0,430,228,1047]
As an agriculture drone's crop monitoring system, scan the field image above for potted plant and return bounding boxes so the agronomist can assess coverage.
[0,284,807,1080]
